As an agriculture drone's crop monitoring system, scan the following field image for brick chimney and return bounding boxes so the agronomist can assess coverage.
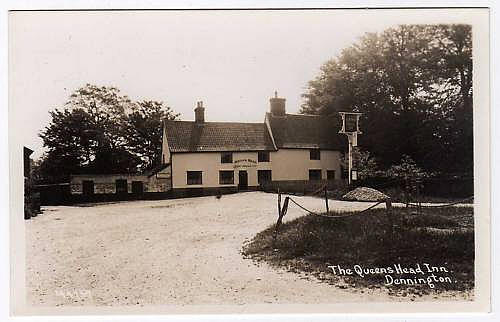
[270,91,286,116]
[195,101,205,124]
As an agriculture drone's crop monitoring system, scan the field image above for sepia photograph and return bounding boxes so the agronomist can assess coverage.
[7,6,491,316]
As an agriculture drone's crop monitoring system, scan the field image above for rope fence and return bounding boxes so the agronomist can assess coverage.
[405,196,474,208]
[287,197,384,219]
[273,185,474,241]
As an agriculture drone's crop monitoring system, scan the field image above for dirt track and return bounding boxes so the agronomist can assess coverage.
[26,191,471,306]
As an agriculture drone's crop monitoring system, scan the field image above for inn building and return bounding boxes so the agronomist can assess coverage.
[68,93,346,200]
[161,93,345,195]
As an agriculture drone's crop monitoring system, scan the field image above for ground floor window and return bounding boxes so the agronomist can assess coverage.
[115,179,128,194]
[309,169,322,181]
[327,170,336,180]
[132,181,144,194]
[219,170,234,184]
[82,180,94,195]
[258,170,272,184]
[187,171,202,185]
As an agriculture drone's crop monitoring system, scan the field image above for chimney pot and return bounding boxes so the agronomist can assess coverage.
[195,101,205,124]
[270,92,286,116]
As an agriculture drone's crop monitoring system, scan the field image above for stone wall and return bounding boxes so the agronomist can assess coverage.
[70,172,172,195]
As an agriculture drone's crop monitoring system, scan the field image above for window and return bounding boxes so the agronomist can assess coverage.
[341,166,348,180]
[310,149,321,160]
[219,171,234,184]
[115,179,128,194]
[221,152,233,163]
[132,181,144,194]
[82,180,94,195]
[258,170,272,184]
[309,169,322,181]
[187,171,202,185]
[327,170,336,181]
[258,151,270,162]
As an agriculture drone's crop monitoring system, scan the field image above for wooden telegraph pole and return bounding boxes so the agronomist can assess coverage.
[339,112,362,185]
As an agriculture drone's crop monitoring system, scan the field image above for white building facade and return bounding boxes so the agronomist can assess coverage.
[161,95,345,195]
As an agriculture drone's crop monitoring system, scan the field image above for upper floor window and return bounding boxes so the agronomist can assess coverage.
[258,151,270,162]
[310,149,320,160]
[221,152,233,164]
[187,171,202,185]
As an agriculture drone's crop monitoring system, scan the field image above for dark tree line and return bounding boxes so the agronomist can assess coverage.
[35,84,179,184]
[301,24,472,176]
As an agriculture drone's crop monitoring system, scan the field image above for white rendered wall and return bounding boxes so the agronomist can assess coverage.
[171,149,341,189]
[270,149,341,181]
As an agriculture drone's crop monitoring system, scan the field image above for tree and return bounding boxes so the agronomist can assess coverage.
[122,100,179,171]
[37,84,178,183]
[340,148,381,180]
[65,84,135,154]
[301,24,472,175]
[385,154,430,200]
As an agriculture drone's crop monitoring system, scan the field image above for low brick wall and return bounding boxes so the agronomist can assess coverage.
[260,179,346,194]
[171,186,240,199]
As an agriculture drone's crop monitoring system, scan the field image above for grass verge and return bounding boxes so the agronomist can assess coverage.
[242,206,474,297]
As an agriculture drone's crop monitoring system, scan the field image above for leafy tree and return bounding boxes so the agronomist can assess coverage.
[340,147,381,180]
[385,154,429,181]
[65,84,135,152]
[122,100,179,171]
[301,24,472,175]
[385,154,430,201]
[37,84,179,183]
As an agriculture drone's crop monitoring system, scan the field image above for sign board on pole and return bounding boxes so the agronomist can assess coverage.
[339,112,363,185]
[345,114,358,132]
[338,112,362,134]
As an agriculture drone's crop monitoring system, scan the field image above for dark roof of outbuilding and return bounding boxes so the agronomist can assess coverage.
[164,120,276,152]
[266,113,344,150]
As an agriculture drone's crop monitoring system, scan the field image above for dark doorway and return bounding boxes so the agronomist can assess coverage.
[238,171,248,190]
[115,179,128,194]
[132,181,144,194]
[82,180,94,196]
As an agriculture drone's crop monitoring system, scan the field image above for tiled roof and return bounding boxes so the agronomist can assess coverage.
[266,113,344,150]
[164,120,276,152]
[164,113,345,153]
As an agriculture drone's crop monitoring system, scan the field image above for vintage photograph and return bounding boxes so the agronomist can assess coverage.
[9,8,490,315]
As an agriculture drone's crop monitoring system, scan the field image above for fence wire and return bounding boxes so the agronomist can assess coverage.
[287,196,384,219]
[405,196,474,208]
[281,194,473,220]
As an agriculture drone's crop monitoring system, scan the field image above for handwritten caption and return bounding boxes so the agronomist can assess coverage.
[328,263,456,288]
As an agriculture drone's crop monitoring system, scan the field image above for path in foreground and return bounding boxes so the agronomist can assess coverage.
[26,192,471,306]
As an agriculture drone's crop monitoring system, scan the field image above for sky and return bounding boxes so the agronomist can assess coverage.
[9,9,480,159]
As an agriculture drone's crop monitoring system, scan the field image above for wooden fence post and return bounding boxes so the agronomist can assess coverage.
[324,185,329,214]
[277,188,282,216]
[385,198,394,237]
[274,196,289,242]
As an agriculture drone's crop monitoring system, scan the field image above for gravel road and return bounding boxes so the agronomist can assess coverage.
[26,191,471,306]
